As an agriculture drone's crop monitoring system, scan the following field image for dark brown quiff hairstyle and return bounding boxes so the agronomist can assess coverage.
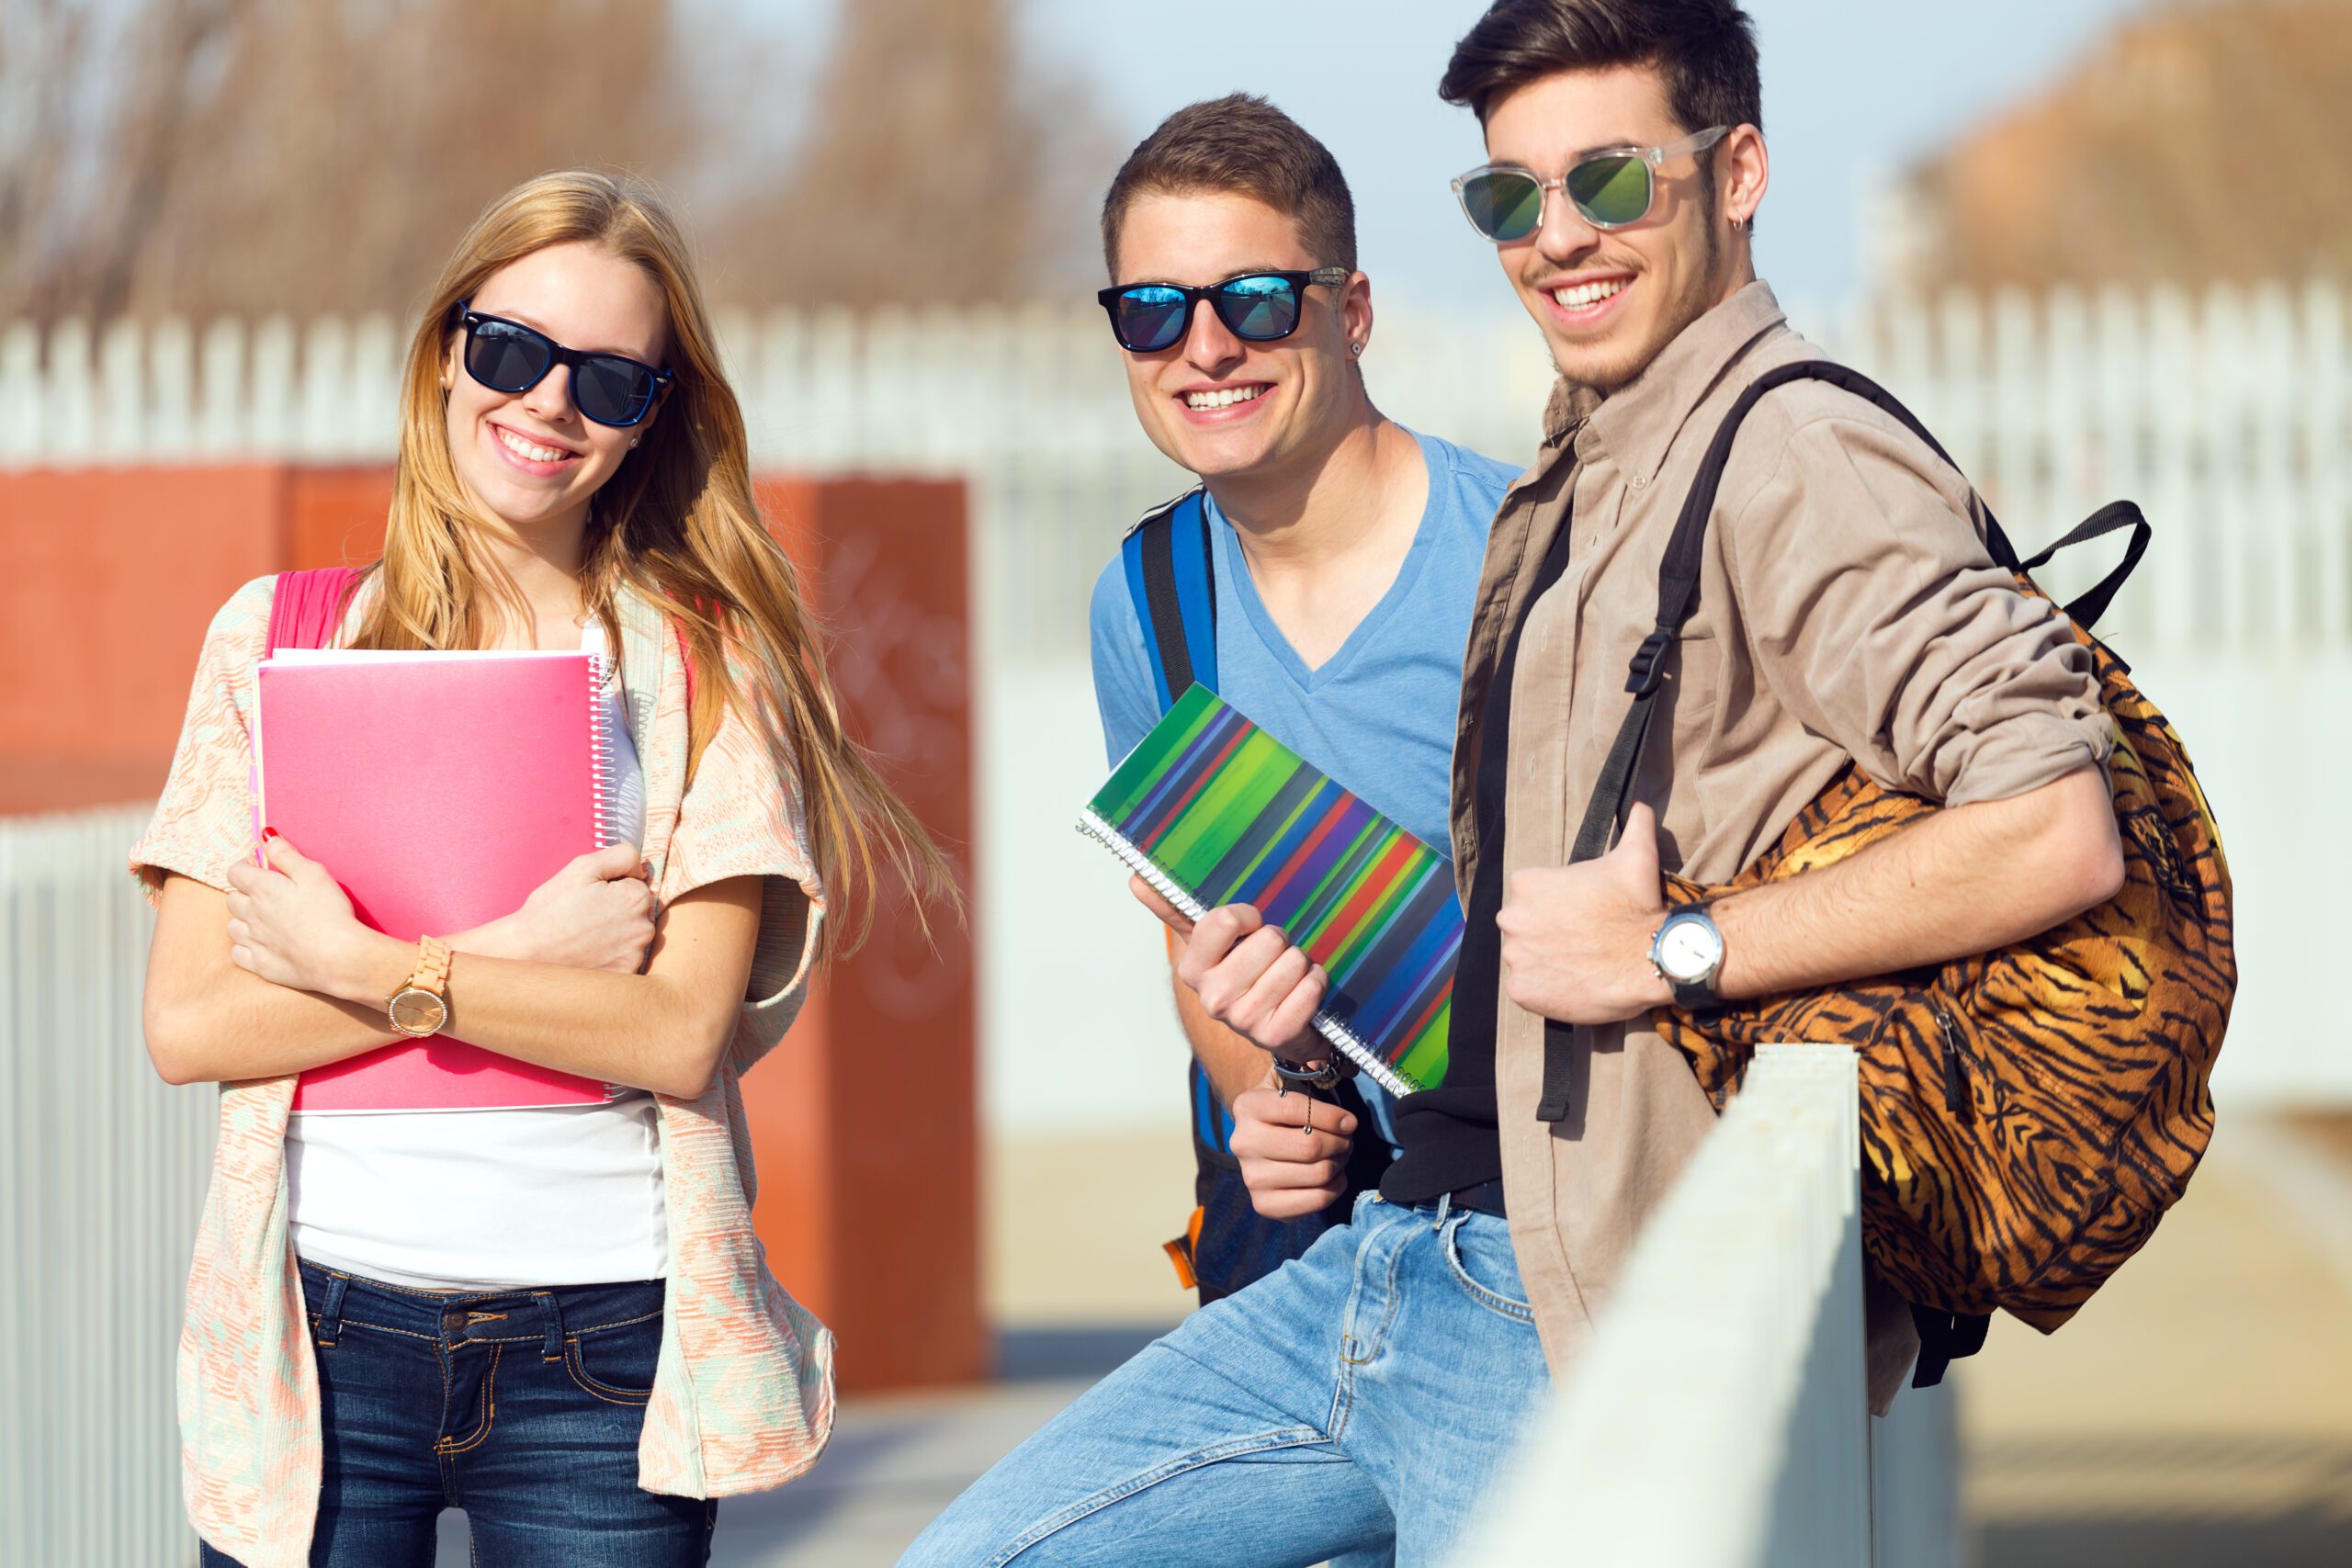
[1100,94,1358,277]
[1440,0,1762,137]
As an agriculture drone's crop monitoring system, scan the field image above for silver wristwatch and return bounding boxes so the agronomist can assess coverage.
[1650,907,1724,1010]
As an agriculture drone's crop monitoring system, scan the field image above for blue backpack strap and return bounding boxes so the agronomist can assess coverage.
[1119,489,1234,1160]
[1120,488,1217,706]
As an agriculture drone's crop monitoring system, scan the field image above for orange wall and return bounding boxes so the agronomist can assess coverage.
[0,466,394,812]
[0,464,982,1392]
[749,478,982,1393]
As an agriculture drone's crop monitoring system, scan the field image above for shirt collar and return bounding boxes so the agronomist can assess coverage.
[1549,279,1788,484]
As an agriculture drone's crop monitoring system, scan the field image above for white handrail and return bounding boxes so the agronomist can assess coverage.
[1449,1044,1960,1568]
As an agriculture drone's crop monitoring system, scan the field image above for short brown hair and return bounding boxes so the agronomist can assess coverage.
[1440,0,1761,136]
[1100,94,1358,278]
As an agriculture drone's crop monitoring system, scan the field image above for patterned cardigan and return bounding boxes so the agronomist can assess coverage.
[130,575,834,1568]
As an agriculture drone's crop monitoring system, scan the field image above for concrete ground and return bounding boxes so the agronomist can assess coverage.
[422,1111,2352,1567]
[1959,1112,2352,1568]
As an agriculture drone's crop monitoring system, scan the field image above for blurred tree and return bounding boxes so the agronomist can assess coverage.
[699,0,1114,308]
[1890,0,2352,292]
[0,0,1112,321]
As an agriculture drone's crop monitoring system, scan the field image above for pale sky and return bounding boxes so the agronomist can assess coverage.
[737,0,2159,313]
[1018,0,2159,306]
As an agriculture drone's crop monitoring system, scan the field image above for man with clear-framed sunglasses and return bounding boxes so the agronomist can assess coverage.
[1415,0,2117,1437]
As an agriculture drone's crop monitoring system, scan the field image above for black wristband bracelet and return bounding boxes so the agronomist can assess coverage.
[1270,1056,1344,1090]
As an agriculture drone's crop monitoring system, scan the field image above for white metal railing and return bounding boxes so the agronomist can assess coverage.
[1448,1045,1961,1568]
[0,805,209,1568]
[5,282,2350,661]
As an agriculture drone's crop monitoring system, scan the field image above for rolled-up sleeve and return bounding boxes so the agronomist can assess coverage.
[1719,412,2112,807]
[667,659,826,1056]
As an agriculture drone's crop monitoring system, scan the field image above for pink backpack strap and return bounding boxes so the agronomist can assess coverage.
[266,567,364,654]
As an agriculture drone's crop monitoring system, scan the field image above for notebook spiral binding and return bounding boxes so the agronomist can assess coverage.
[1076,807,1415,1100]
[588,649,629,1102]
[587,650,619,851]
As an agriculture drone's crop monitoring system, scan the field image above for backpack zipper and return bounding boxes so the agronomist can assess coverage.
[1932,1005,1970,1117]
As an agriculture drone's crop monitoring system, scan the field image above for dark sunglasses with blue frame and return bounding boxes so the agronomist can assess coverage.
[1096,267,1351,354]
[453,301,675,427]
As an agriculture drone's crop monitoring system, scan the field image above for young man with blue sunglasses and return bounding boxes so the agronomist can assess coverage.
[905,92,1526,1563]
[1080,95,1522,1307]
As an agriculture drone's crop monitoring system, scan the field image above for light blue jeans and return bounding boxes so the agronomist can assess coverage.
[901,1191,1551,1567]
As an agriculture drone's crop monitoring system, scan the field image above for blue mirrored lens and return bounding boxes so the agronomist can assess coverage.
[1216,276,1300,340]
[1114,287,1190,351]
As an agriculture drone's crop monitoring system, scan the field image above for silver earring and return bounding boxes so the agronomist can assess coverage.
[629,435,640,447]
[1350,341,1365,357]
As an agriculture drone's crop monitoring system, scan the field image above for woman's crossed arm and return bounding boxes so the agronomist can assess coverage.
[144,837,761,1100]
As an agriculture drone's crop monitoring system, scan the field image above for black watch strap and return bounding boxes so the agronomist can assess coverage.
[1669,973,1719,1010]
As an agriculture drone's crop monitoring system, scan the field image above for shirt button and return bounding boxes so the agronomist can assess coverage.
[1632,475,1646,489]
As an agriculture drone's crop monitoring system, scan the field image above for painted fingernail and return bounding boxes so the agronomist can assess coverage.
[261,826,281,842]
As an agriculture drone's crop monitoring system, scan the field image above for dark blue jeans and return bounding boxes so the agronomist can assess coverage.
[198,1260,714,1567]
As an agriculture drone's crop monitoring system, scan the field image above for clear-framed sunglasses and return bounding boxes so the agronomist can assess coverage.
[1452,126,1730,243]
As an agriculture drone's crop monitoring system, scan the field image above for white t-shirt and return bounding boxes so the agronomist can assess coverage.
[288,624,669,1290]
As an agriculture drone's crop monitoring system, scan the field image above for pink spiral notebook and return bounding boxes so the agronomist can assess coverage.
[254,649,622,1113]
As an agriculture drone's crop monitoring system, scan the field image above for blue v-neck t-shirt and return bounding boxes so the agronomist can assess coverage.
[1089,427,1522,1137]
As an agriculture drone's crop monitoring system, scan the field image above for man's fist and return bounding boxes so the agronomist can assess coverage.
[1130,877,1327,1062]
[1230,1083,1355,1220]
[1497,801,1673,1025]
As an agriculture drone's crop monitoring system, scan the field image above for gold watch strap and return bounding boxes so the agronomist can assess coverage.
[404,935,452,997]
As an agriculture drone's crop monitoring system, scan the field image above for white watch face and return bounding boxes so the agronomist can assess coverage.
[1658,917,1722,982]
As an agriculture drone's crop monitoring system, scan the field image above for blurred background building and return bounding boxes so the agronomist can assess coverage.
[3,1,2349,1564]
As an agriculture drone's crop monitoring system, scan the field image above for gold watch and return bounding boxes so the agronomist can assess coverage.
[387,935,453,1037]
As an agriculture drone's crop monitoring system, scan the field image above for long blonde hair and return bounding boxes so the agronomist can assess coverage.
[356,169,954,955]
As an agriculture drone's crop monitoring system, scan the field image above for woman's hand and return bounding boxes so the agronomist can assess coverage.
[224,832,381,996]
[504,843,659,974]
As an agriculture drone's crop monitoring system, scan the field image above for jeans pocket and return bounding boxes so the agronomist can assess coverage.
[1440,1217,1535,1323]
[564,1310,662,1406]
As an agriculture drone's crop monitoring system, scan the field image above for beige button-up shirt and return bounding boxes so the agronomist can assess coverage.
[1458,282,2112,1409]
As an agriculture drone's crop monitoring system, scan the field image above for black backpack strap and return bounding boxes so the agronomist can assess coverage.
[1120,488,1217,708]
[2018,499,2151,631]
[1909,1303,1991,1388]
[1539,357,2145,1124]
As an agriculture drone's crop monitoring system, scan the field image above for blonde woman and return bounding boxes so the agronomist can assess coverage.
[133,171,949,1568]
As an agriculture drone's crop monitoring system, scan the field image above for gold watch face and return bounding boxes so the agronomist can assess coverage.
[389,987,447,1037]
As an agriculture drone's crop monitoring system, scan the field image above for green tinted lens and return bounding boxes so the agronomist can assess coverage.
[1566,153,1652,227]
[1459,170,1544,242]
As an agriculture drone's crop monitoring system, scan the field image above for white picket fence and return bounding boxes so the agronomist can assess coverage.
[5,280,2350,663]
[3,288,2346,1121]
[0,807,211,1568]
[1452,1046,1962,1568]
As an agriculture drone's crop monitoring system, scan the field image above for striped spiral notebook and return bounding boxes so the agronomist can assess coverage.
[1078,683,1458,1097]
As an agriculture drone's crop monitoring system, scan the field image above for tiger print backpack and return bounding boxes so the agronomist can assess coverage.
[1565,361,2235,1388]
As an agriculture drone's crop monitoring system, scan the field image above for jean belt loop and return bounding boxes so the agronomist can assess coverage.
[313,1272,349,1347]
[537,1289,566,1362]
[1432,1191,1453,1232]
